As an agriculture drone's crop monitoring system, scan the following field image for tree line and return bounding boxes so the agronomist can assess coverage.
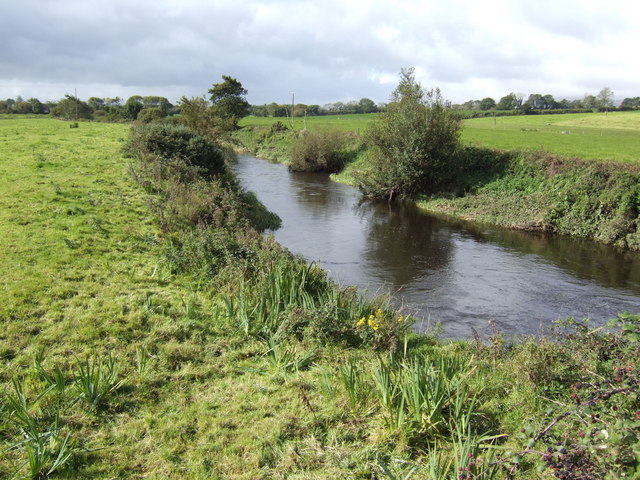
[0,94,178,122]
[249,97,380,118]
[458,87,640,113]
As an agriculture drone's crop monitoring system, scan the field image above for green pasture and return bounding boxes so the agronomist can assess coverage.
[239,112,378,132]
[462,111,640,163]
[241,111,640,163]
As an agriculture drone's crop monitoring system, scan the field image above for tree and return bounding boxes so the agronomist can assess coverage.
[357,98,378,113]
[479,97,496,110]
[50,95,93,120]
[496,93,516,110]
[208,75,250,129]
[597,87,614,111]
[87,97,105,112]
[356,68,462,200]
[124,96,144,120]
[582,94,598,110]
[178,96,218,136]
[28,98,45,114]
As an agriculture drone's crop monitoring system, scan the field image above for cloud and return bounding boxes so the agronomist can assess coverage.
[1,0,638,104]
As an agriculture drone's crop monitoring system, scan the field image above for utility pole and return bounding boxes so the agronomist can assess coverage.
[74,88,78,121]
[291,92,295,129]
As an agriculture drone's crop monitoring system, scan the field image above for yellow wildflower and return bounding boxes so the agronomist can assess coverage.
[356,317,365,327]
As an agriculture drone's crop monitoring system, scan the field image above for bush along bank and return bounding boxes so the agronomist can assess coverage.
[417,147,640,250]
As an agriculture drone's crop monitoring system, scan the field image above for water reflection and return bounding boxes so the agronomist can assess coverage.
[232,155,640,338]
[358,201,453,287]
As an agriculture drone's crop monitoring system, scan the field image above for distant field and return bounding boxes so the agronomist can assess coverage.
[239,113,379,132]
[241,111,640,163]
[462,111,640,163]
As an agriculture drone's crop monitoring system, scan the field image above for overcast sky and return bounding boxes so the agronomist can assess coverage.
[1,0,638,106]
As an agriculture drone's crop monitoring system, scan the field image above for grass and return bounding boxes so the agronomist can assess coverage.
[1,116,638,478]
[239,113,378,133]
[240,110,640,164]
[461,111,640,163]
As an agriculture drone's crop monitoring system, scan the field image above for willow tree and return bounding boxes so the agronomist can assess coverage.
[356,68,462,200]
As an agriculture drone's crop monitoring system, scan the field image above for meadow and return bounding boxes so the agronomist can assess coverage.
[240,111,640,163]
[1,116,638,479]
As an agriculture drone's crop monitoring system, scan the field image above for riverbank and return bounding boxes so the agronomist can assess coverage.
[2,117,639,479]
[233,124,640,250]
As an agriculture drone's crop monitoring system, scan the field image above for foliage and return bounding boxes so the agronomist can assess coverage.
[177,95,220,137]
[208,75,250,130]
[289,129,350,173]
[50,95,93,120]
[356,68,462,200]
[125,122,227,179]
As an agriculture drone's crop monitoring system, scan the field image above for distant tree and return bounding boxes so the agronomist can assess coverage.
[50,95,92,120]
[307,104,320,116]
[479,97,496,110]
[526,94,544,109]
[620,97,640,109]
[142,96,172,115]
[124,96,144,120]
[105,97,122,108]
[582,94,598,110]
[596,87,615,110]
[496,93,517,110]
[87,97,105,112]
[28,98,45,114]
[357,97,378,113]
[542,94,558,109]
[13,101,33,114]
[266,102,287,117]
[208,75,250,129]
[357,68,462,200]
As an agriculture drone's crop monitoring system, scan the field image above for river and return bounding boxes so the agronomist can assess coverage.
[232,154,640,338]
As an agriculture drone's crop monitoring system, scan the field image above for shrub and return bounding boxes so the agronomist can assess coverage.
[136,107,166,124]
[356,68,462,200]
[289,129,349,173]
[125,123,226,178]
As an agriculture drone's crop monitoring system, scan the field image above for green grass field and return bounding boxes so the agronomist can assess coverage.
[241,111,640,163]
[239,113,379,133]
[2,116,638,478]
[462,111,640,163]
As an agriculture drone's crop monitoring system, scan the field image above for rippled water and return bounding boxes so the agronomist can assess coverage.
[233,154,640,337]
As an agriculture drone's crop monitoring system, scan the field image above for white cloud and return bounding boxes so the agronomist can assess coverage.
[0,0,638,104]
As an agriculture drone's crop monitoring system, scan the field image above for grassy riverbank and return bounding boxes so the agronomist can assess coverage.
[2,116,639,479]
[236,111,640,250]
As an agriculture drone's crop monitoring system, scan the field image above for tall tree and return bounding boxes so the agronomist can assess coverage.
[479,97,496,110]
[597,87,615,110]
[208,75,250,129]
[496,93,516,110]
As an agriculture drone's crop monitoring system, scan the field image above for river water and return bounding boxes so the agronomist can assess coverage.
[232,154,640,338]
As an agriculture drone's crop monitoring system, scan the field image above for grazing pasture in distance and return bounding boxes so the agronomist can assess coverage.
[240,110,640,163]
[461,111,640,163]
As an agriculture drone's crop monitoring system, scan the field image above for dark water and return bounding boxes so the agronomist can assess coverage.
[232,154,640,338]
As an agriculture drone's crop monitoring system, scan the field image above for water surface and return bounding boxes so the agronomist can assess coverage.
[233,155,640,338]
